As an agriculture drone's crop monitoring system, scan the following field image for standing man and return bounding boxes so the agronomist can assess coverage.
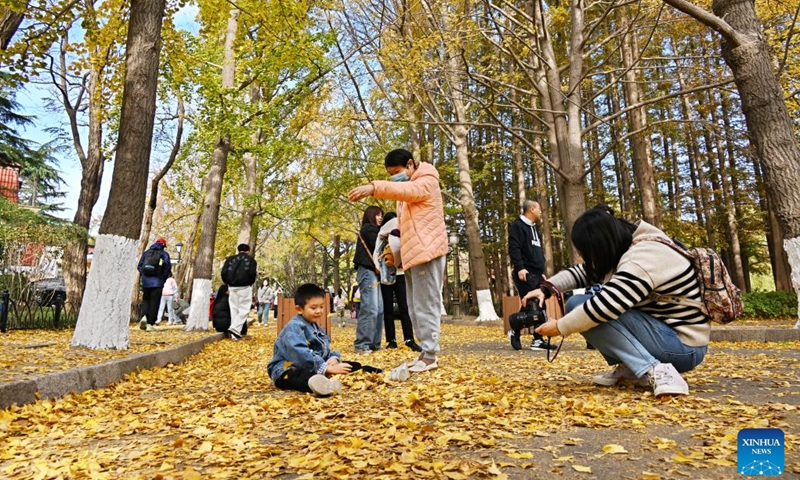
[221,243,258,340]
[508,200,555,351]
[138,238,171,332]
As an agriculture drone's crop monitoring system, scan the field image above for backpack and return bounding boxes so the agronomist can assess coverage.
[141,249,163,276]
[633,235,743,324]
[221,254,257,287]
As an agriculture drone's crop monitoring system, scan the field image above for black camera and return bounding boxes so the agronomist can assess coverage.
[509,298,547,333]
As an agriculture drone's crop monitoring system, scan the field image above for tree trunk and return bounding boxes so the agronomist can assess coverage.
[139,96,184,253]
[619,7,660,227]
[71,0,166,349]
[185,7,239,331]
[333,234,341,293]
[607,80,632,217]
[709,95,746,288]
[0,4,25,49]
[59,32,106,312]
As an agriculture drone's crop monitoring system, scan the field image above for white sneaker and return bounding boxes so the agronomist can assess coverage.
[389,362,410,382]
[647,363,689,397]
[307,374,342,397]
[408,359,438,373]
[593,364,649,387]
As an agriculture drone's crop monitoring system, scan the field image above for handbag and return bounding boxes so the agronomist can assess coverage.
[358,233,381,275]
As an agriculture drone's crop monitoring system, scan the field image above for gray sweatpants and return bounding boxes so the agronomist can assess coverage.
[405,255,446,361]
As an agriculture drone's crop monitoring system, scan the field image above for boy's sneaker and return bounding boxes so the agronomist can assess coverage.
[228,330,241,341]
[145,324,156,332]
[530,339,556,351]
[307,374,342,397]
[354,346,372,354]
[139,319,148,331]
[508,330,522,351]
[647,363,689,397]
[593,364,649,386]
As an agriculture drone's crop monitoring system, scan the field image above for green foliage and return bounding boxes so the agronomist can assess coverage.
[0,197,84,246]
[742,291,797,318]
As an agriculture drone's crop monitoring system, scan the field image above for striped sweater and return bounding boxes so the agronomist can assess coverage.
[552,221,710,347]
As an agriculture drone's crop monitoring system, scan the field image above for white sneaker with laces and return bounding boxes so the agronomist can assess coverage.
[593,364,649,387]
[647,363,689,397]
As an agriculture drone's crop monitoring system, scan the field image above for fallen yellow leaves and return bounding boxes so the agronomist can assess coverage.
[0,323,797,479]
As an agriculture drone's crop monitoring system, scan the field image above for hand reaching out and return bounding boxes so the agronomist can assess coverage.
[348,184,375,202]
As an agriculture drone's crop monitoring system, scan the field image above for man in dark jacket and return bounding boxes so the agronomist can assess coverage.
[508,200,554,351]
[137,238,172,332]
[221,243,257,340]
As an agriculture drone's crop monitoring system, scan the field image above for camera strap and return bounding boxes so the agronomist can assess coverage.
[539,280,566,363]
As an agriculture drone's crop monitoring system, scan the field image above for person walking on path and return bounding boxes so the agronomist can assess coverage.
[156,273,181,326]
[348,148,447,373]
[376,212,421,351]
[257,280,274,326]
[268,283,382,397]
[523,206,710,397]
[221,243,258,340]
[334,288,347,327]
[137,238,171,332]
[508,199,555,351]
[352,205,384,353]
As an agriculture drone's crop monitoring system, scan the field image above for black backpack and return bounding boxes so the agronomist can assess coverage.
[141,249,163,276]
[221,254,257,287]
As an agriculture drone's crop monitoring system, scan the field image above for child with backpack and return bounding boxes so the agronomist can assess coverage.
[523,206,740,398]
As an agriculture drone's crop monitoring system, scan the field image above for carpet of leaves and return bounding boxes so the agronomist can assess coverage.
[0,326,213,383]
[0,323,798,479]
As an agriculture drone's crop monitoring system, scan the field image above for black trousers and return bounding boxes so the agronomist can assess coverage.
[512,271,544,341]
[142,287,162,326]
[380,277,415,344]
[275,361,367,393]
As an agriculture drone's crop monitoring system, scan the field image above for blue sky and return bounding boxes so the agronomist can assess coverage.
[16,5,200,227]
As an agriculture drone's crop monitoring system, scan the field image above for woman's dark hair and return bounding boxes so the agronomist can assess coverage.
[571,206,637,283]
[216,284,229,297]
[362,205,383,226]
[384,148,414,167]
[383,211,397,223]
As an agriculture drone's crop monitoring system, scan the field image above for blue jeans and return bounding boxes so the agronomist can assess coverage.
[355,266,383,350]
[257,303,268,325]
[568,294,707,378]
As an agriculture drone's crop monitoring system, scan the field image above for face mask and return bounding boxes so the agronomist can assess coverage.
[391,171,410,182]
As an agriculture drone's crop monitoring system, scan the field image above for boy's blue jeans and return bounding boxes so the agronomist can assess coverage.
[567,294,707,378]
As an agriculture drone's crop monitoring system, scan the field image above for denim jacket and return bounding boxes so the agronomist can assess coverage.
[268,314,340,383]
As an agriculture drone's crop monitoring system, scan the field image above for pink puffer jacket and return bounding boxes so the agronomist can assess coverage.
[371,162,448,269]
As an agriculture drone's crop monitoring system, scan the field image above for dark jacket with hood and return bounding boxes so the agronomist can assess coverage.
[508,216,545,278]
[138,242,171,289]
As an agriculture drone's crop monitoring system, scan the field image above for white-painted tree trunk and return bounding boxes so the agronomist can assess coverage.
[185,278,212,331]
[474,289,499,322]
[70,234,139,349]
[783,238,800,328]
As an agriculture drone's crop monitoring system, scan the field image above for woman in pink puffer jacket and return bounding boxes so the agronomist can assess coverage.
[348,149,447,373]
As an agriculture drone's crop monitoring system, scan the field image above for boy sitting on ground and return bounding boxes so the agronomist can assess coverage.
[268,283,382,396]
